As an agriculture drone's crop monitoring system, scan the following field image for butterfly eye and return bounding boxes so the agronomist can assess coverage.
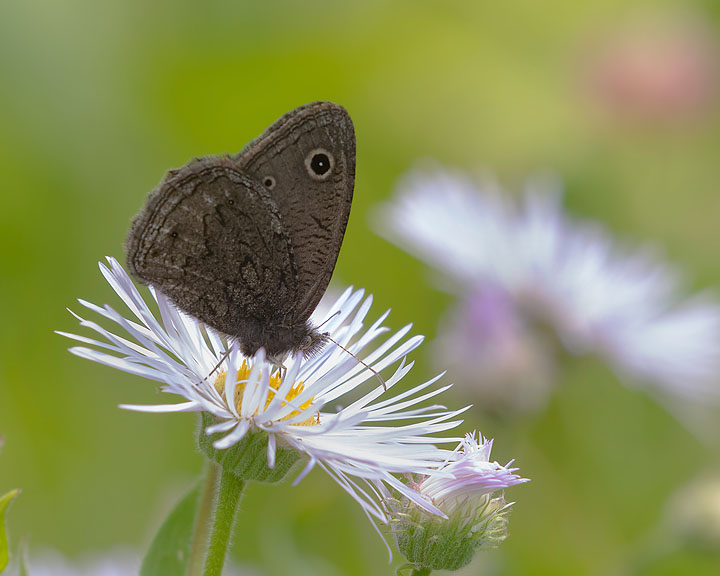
[171,231,178,238]
[263,176,276,189]
[305,148,334,181]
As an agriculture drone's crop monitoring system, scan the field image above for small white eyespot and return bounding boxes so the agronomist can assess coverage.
[263,176,276,189]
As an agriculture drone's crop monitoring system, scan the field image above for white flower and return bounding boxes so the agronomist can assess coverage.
[419,432,529,517]
[376,166,720,406]
[14,549,139,576]
[389,432,528,571]
[59,257,467,530]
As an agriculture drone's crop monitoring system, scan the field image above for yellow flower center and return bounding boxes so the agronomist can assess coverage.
[213,361,319,426]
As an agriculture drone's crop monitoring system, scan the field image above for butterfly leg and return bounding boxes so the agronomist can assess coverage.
[266,353,288,380]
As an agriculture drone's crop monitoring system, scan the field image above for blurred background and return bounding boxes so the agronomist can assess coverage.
[1,1,720,574]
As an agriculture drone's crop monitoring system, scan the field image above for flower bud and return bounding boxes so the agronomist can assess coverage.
[391,433,528,571]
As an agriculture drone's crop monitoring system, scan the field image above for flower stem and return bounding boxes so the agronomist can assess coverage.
[187,462,219,576]
[201,468,245,576]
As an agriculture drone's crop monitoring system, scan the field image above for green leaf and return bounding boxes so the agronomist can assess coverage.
[140,484,200,576]
[0,489,20,573]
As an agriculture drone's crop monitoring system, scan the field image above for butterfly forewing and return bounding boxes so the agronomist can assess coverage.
[233,101,355,322]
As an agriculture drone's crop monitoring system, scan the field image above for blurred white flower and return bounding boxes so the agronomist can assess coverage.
[60,258,467,530]
[17,549,139,576]
[376,167,720,412]
[14,549,256,576]
[666,474,720,549]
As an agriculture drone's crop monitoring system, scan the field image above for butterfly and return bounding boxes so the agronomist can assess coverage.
[125,101,355,366]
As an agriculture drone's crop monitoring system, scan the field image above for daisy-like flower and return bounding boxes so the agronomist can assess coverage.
[59,257,467,532]
[389,432,528,572]
[376,166,720,412]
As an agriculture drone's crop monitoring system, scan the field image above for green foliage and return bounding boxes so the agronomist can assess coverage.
[0,489,20,573]
[140,484,199,576]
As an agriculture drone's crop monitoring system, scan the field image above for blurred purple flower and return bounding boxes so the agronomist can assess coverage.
[376,166,720,417]
[433,285,555,414]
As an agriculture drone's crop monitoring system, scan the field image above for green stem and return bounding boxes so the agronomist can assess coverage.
[410,569,432,576]
[187,462,219,576]
[201,468,245,576]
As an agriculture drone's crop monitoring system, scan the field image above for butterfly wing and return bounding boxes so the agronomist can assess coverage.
[125,157,300,341]
[233,101,355,324]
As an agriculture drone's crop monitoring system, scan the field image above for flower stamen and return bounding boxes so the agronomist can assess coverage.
[213,361,318,426]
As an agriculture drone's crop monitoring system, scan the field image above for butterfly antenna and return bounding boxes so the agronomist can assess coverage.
[316,310,342,331]
[325,335,387,391]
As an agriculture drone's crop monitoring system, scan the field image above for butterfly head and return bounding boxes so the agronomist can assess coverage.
[298,328,330,359]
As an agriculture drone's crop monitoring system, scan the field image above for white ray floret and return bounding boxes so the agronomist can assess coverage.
[377,166,720,403]
[60,257,467,526]
[419,432,529,515]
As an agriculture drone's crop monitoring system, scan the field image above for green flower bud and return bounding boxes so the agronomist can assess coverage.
[395,493,512,571]
[391,432,528,572]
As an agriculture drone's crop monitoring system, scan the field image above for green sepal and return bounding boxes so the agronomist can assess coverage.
[197,412,301,483]
[395,495,511,572]
[0,489,20,573]
[397,520,476,572]
[396,563,432,575]
[140,484,200,576]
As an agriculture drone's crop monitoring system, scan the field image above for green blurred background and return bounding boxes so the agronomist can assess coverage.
[1,1,720,574]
